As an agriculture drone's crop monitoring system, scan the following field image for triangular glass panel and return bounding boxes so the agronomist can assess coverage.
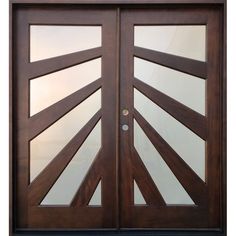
[134,25,206,62]
[134,180,147,205]
[88,181,102,206]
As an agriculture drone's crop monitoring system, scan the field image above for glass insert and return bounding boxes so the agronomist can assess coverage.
[30,58,101,116]
[88,181,102,206]
[30,25,101,62]
[134,57,205,115]
[134,180,146,205]
[41,121,101,205]
[134,120,195,205]
[134,89,205,181]
[134,25,206,61]
[30,90,101,182]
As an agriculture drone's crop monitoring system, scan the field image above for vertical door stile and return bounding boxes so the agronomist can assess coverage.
[120,10,135,227]
[116,7,121,230]
[100,9,118,228]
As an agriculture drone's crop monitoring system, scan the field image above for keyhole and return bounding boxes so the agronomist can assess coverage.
[122,124,129,131]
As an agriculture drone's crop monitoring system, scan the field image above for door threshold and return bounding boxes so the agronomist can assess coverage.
[13,229,225,236]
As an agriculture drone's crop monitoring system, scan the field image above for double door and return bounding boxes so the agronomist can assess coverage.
[13,5,223,231]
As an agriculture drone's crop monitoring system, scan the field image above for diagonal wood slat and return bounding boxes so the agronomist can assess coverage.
[71,150,102,207]
[29,78,102,140]
[134,46,207,79]
[134,109,207,206]
[134,78,207,140]
[28,110,102,206]
[26,47,102,79]
[131,147,166,206]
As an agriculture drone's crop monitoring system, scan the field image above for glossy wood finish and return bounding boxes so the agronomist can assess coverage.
[133,78,207,140]
[25,47,102,80]
[134,47,207,79]
[29,78,102,140]
[119,12,134,227]
[120,6,223,229]
[71,151,103,207]
[13,6,118,229]
[28,110,102,205]
[134,109,207,205]
[12,231,226,236]
[131,148,166,206]
[11,2,226,236]
[11,0,226,4]
[9,2,14,235]
[100,7,119,227]
[206,9,222,228]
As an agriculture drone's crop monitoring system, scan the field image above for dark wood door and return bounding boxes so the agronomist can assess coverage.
[12,4,224,232]
[119,7,223,229]
[14,6,118,229]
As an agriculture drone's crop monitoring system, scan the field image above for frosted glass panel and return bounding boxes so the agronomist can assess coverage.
[41,121,101,205]
[88,181,102,206]
[30,25,101,62]
[134,58,205,115]
[134,26,206,61]
[134,89,205,181]
[134,120,194,205]
[134,180,146,205]
[30,58,101,116]
[30,90,101,182]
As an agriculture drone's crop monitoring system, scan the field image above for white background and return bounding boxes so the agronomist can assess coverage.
[0,0,235,235]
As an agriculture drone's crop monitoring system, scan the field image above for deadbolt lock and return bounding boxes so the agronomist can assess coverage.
[122,109,129,116]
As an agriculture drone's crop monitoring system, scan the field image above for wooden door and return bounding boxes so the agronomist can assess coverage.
[12,4,224,234]
[13,6,118,229]
[120,7,223,229]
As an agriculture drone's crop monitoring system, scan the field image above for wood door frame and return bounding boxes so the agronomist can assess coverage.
[10,1,226,236]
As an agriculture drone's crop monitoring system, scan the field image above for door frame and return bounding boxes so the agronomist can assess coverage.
[9,0,226,236]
